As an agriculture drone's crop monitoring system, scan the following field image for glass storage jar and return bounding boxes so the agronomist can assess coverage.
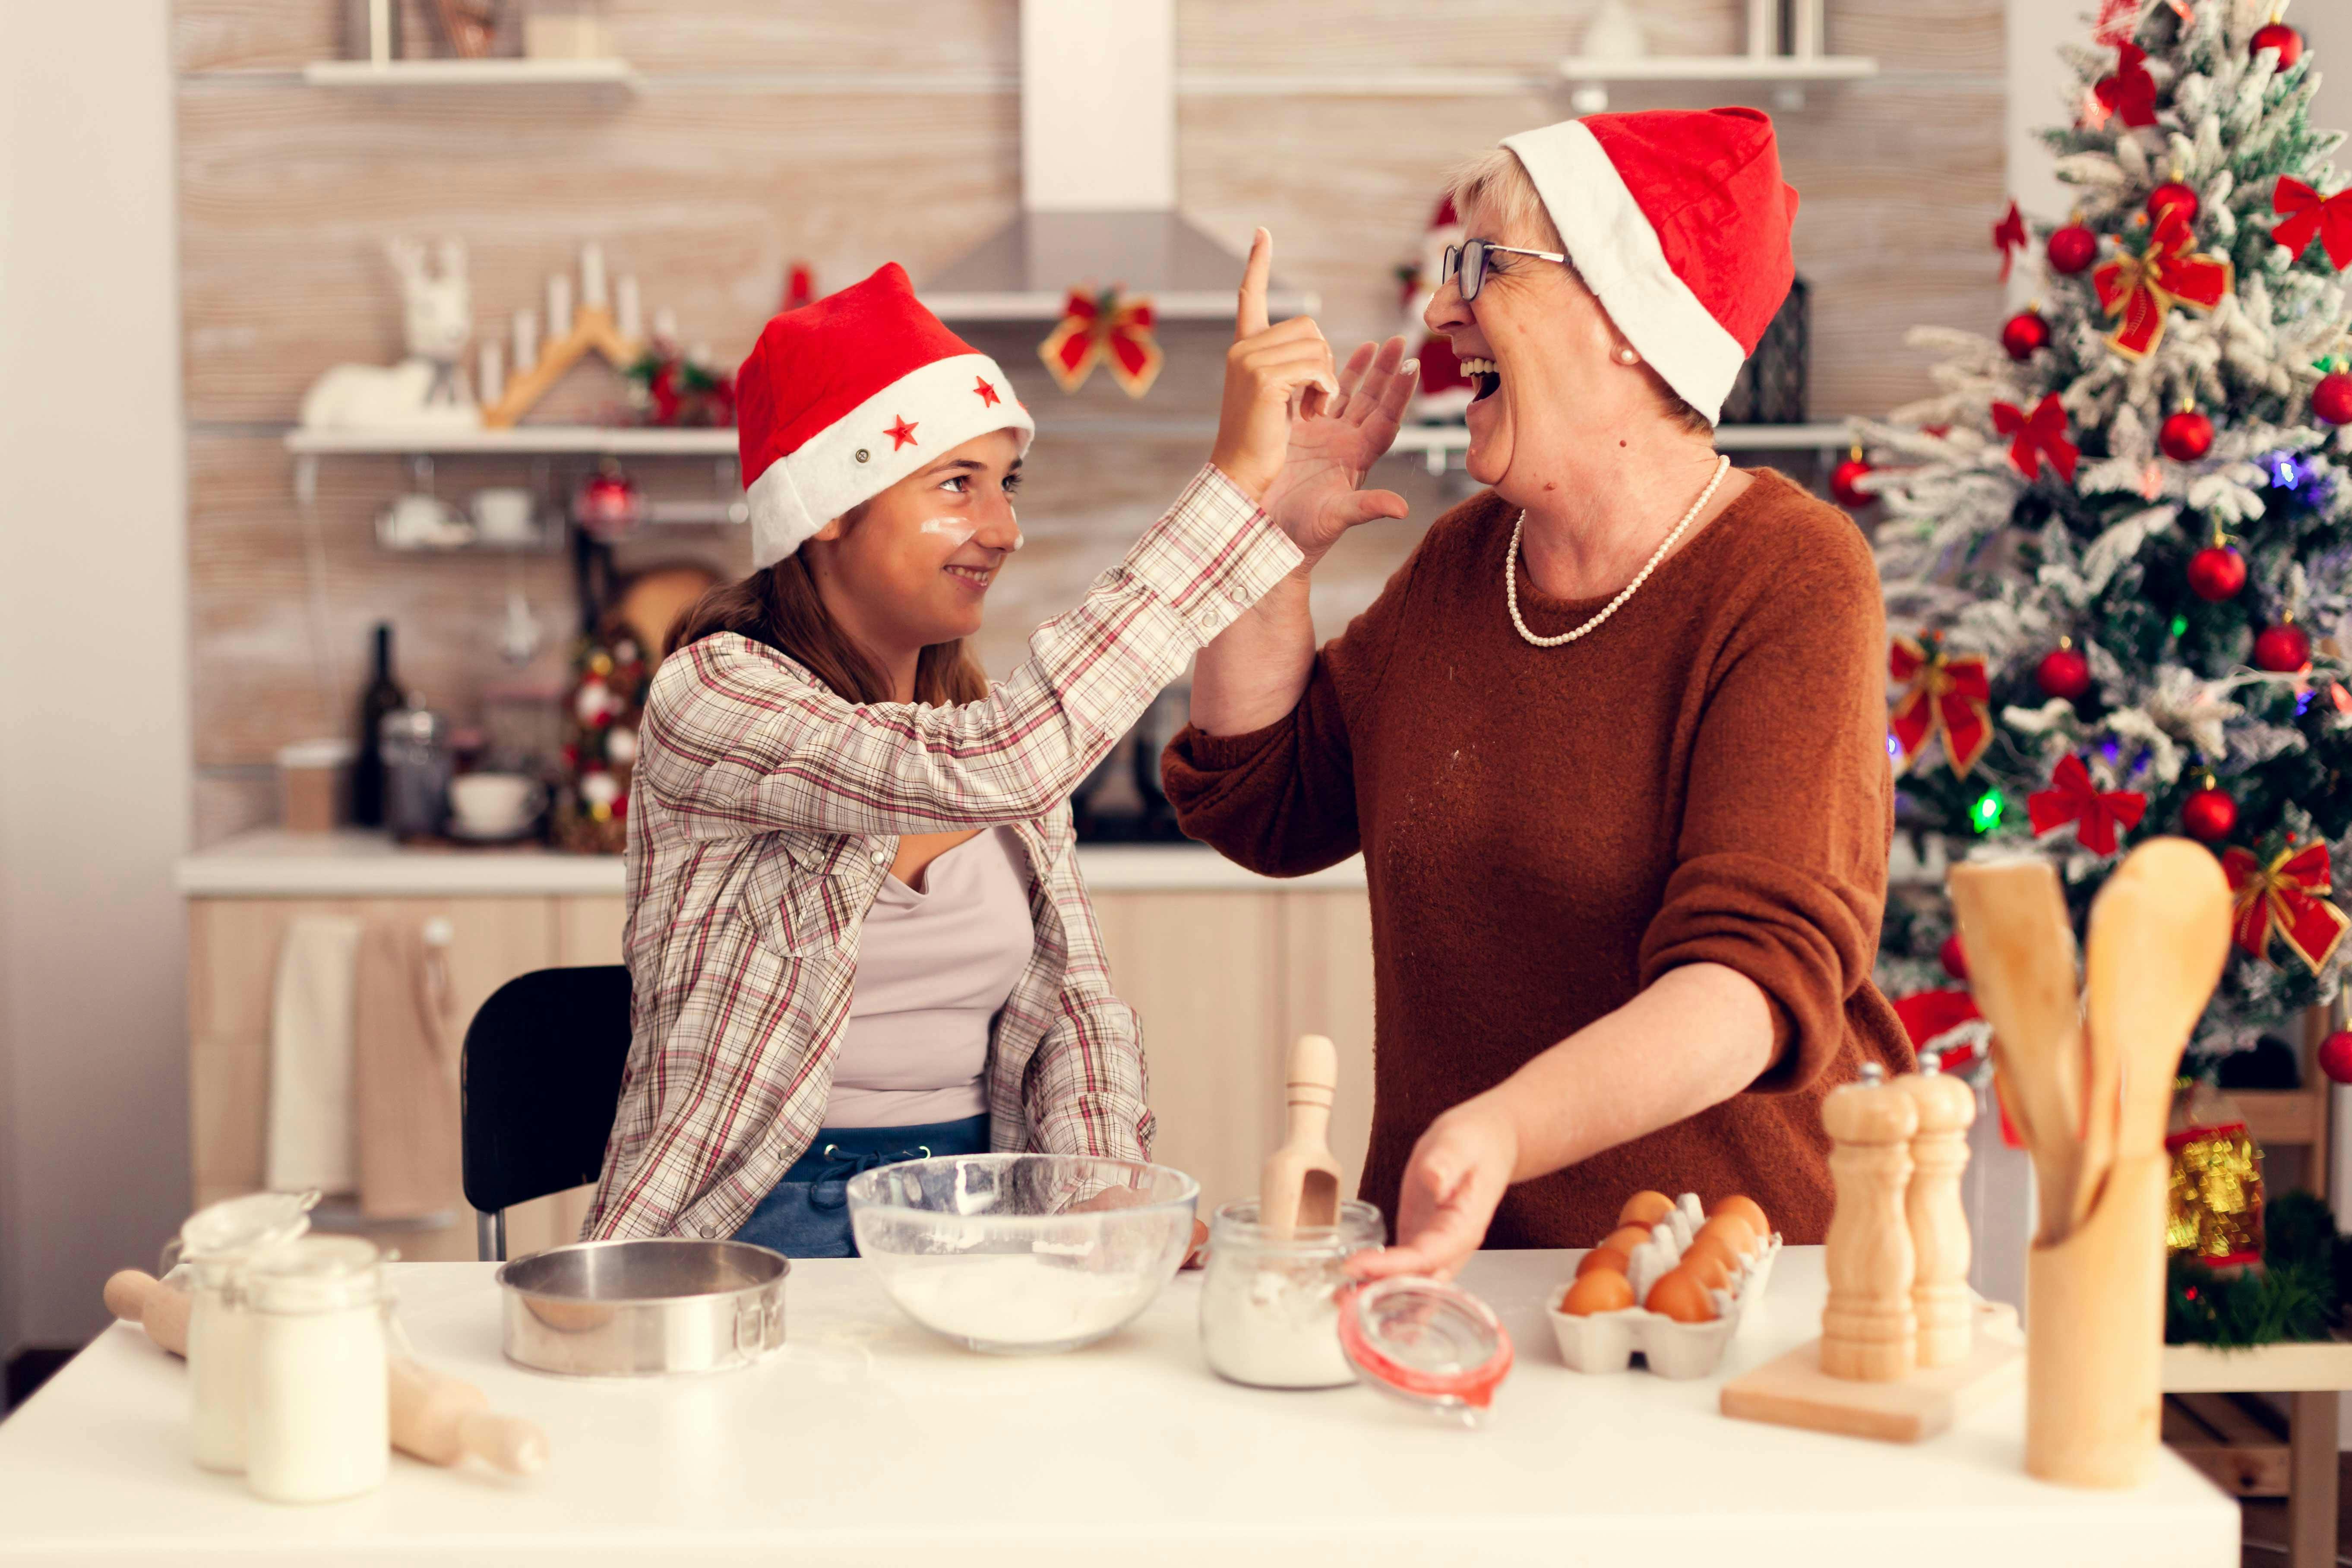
[243,1236,391,1504]
[1198,1198,1383,1388]
[171,1190,317,1473]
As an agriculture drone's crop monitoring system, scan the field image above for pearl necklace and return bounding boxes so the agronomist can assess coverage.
[1505,454,1732,649]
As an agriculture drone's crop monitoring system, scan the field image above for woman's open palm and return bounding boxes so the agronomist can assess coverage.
[1260,335,1418,567]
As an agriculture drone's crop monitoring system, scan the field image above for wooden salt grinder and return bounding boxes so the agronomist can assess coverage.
[1821,1062,1920,1382]
[1899,1053,1976,1369]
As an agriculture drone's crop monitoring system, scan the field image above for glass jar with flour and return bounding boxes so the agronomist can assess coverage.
[1198,1198,1383,1388]
[243,1236,391,1504]
[170,1189,318,1473]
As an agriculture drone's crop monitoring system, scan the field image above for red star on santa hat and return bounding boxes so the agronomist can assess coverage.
[973,377,1001,408]
[885,415,919,450]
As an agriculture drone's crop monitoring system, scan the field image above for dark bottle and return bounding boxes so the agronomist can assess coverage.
[352,623,403,827]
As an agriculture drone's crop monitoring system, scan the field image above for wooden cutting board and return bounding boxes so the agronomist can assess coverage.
[1720,1300,2024,1444]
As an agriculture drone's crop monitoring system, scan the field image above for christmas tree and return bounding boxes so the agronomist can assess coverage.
[1867,0,2352,1057]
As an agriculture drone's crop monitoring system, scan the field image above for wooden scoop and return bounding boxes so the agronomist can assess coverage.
[1260,1034,1343,1234]
[2087,838,2233,1167]
[1947,859,2087,1244]
[104,1269,548,1476]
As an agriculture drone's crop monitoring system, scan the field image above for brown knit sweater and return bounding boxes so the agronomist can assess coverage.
[1163,470,1912,1249]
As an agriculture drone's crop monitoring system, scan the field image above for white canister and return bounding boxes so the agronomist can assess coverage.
[243,1236,391,1504]
[174,1190,318,1473]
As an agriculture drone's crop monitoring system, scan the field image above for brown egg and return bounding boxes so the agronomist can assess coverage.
[1561,1269,1637,1316]
[1672,1249,1733,1295]
[1715,1195,1770,1241]
[1602,1224,1657,1257]
[1698,1214,1758,1259]
[1644,1266,1720,1324]
[1681,1231,1744,1277]
[1618,1190,1676,1229]
[1575,1246,1631,1280]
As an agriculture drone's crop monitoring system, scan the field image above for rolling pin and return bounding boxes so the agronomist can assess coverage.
[105,1269,548,1476]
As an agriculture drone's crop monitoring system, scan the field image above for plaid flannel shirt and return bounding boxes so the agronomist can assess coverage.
[585,465,1300,1241]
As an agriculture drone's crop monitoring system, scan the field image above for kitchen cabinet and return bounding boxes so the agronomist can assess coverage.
[185,869,1376,1257]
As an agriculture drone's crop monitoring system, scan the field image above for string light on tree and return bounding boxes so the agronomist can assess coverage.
[2037,636,2092,699]
[1968,788,2005,834]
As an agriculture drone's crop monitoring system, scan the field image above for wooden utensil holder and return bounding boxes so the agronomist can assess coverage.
[2026,1152,2169,1488]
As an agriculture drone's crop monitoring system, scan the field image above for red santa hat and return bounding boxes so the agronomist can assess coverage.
[1498,108,1798,426]
[737,262,1034,568]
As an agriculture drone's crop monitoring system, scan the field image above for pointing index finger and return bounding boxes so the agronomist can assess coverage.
[1234,227,1271,342]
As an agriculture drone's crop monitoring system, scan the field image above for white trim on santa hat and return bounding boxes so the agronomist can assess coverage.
[1500,119,1747,425]
[746,351,1034,568]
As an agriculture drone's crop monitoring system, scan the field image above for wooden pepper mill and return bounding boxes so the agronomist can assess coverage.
[1899,1053,1976,1369]
[1821,1062,1919,1382]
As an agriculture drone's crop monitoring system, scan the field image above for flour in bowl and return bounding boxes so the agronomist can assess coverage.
[884,1255,1157,1349]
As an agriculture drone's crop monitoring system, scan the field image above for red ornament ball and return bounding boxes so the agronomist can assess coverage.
[2186,544,2247,602]
[2320,1031,2352,1085]
[2314,371,2352,427]
[2255,622,2313,673]
[2147,182,2200,226]
[2181,785,2237,844]
[1830,458,1875,510]
[2252,22,2305,70]
[2047,224,2099,275]
[2037,645,2092,700]
[1938,932,1969,981]
[2159,409,2214,462]
[2000,310,2051,361]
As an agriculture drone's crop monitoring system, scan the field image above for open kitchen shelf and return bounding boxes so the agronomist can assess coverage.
[1393,420,1855,475]
[301,58,640,90]
[919,289,1319,323]
[287,426,733,457]
[1554,55,1879,83]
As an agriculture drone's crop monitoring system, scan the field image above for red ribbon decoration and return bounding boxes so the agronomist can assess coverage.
[1038,287,1163,399]
[2094,42,2159,128]
[2223,841,2352,974]
[1889,635,1993,776]
[2090,208,2233,359]
[2027,754,2147,856]
[2272,177,2352,271]
[1991,395,2080,483]
[1993,201,2027,281]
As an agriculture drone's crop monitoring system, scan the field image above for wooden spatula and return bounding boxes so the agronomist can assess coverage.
[1947,859,2088,1244]
[1260,1034,1343,1235]
[2089,838,2234,1167]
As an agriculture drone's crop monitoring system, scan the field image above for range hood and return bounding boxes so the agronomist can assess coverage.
[919,0,1316,322]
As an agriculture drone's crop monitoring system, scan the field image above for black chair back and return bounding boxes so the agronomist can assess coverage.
[460,965,633,1223]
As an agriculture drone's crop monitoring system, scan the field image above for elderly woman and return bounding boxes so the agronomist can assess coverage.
[1165,107,1911,1277]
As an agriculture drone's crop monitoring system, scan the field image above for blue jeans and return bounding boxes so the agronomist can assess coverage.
[731,1114,991,1258]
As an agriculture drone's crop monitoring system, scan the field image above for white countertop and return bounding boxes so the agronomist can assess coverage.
[177,829,1366,897]
[0,1248,2235,1566]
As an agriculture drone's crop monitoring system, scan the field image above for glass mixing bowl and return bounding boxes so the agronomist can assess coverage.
[846,1154,1198,1354]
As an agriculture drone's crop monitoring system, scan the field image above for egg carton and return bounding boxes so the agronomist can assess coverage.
[1548,1193,1783,1381]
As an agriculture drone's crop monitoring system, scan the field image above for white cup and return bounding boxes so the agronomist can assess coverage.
[470,488,538,544]
[449,773,545,837]
[380,493,469,548]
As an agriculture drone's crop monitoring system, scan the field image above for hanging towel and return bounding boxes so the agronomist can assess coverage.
[265,915,366,1195]
[354,920,466,1220]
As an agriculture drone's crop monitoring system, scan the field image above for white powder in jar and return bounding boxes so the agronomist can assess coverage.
[242,1238,389,1505]
[885,1255,1157,1349]
[186,1283,253,1473]
[1199,1262,1353,1388]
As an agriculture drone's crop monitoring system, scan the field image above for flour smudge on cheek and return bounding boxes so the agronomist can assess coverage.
[920,517,978,550]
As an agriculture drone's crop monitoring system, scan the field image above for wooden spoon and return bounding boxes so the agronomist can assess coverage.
[1947,859,2087,1244]
[1260,1034,1343,1235]
[2088,838,2233,1166]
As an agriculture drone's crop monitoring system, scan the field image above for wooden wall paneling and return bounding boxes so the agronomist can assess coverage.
[555,895,629,967]
[1091,890,1285,1218]
[1278,891,1378,1207]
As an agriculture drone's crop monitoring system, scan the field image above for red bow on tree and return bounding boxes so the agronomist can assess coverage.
[2091,208,2233,358]
[2093,0,2141,45]
[2028,754,2147,855]
[1994,201,2027,281]
[1992,395,2080,483]
[1889,634,1994,775]
[2272,177,2352,271]
[2094,42,2159,128]
[2098,205,2220,355]
[2223,841,2352,973]
[1038,287,1163,398]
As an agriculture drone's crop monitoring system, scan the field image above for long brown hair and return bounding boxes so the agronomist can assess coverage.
[666,529,989,707]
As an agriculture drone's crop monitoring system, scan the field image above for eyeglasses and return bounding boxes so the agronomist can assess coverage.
[1440,239,1570,302]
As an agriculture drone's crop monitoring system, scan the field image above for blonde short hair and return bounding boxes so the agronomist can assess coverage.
[1442,148,1715,437]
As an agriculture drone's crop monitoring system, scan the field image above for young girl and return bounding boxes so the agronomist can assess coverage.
[583,234,1341,1253]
